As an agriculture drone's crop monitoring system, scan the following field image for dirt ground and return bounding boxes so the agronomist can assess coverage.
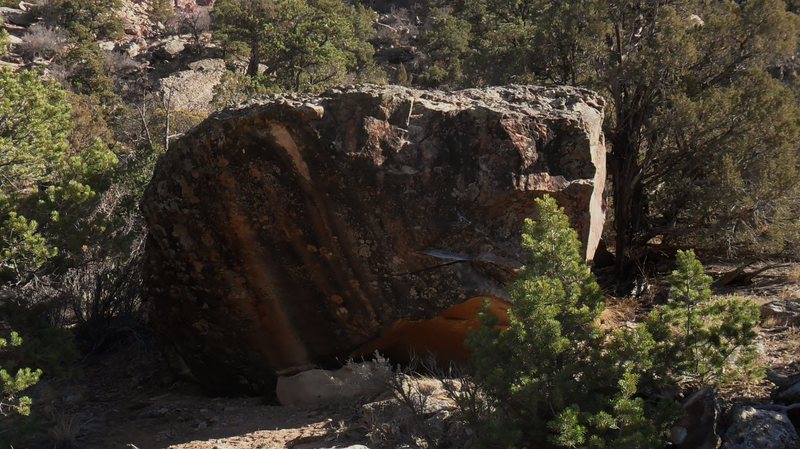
[4,262,799,449]
[707,262,800,382]
[24,352,374,449]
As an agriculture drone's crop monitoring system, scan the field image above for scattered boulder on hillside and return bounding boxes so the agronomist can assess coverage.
[119,0,153,38]
[760,300,800,326]
[141,84,607,393]
[5,33,22,45]
[159,58,226,113]
[154,36,187,60]
[723,406,800,449]
[0,6,34,26]
[176,0,215,7]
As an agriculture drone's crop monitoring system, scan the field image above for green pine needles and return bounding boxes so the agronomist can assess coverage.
[0,331,42,417]
[467,196,761,449]
[647,250,763,386]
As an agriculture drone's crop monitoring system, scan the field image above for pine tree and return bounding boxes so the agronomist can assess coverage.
[646,250,763,386]
[0,69,117,287]
[0,331,42,417]
[468,196,665,449]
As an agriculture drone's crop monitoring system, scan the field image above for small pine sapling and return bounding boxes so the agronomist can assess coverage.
[646,250,763,387]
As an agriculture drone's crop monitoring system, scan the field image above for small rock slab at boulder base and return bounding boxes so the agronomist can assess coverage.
[141,84,607,394]
[276,360,390,406]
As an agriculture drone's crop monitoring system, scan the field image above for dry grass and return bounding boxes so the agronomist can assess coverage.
[761,315,790,328]
[787,265,800,283]
[760,325,800,374]
[598,297,639,331]
[47,411,81,448]
[17,24,66,60]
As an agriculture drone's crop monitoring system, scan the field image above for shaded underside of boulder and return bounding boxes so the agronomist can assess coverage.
[140,84,607,394]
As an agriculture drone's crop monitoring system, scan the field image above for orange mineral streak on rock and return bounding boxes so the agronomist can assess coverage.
[218,169,311,369]
[356,296,511,365]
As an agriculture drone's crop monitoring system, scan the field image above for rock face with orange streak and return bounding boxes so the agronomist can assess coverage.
[140,84,607,394]
[355,296,512,366]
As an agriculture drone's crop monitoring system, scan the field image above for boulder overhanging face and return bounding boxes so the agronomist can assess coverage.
[141,84,607,393]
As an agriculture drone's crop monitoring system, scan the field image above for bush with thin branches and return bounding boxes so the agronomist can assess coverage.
[17,24,66,61]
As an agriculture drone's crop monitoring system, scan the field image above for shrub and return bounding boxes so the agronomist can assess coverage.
[36,0,124,41]
[170,7,212,47]
[211,71,277,109]
[0,27,8,57]
[0,331,42,417]
[467,196,667,449]
[104,50,140,75]
[17,24,66,61]
[646,250,763,387]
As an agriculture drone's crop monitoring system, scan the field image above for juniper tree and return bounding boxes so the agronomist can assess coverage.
[36,0,124,41]
[414,5,472,87]
[149,0,175,25]
[213,0,382,90]
[422,0,800,268]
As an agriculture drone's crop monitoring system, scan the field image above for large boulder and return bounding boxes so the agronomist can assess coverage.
[141,84,607,394]
[776,380,800,404]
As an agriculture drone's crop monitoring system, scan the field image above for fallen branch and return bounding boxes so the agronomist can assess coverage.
[713,262,789,287]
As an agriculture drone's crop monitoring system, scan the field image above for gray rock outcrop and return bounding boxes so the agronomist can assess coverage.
[159,58,226,113]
